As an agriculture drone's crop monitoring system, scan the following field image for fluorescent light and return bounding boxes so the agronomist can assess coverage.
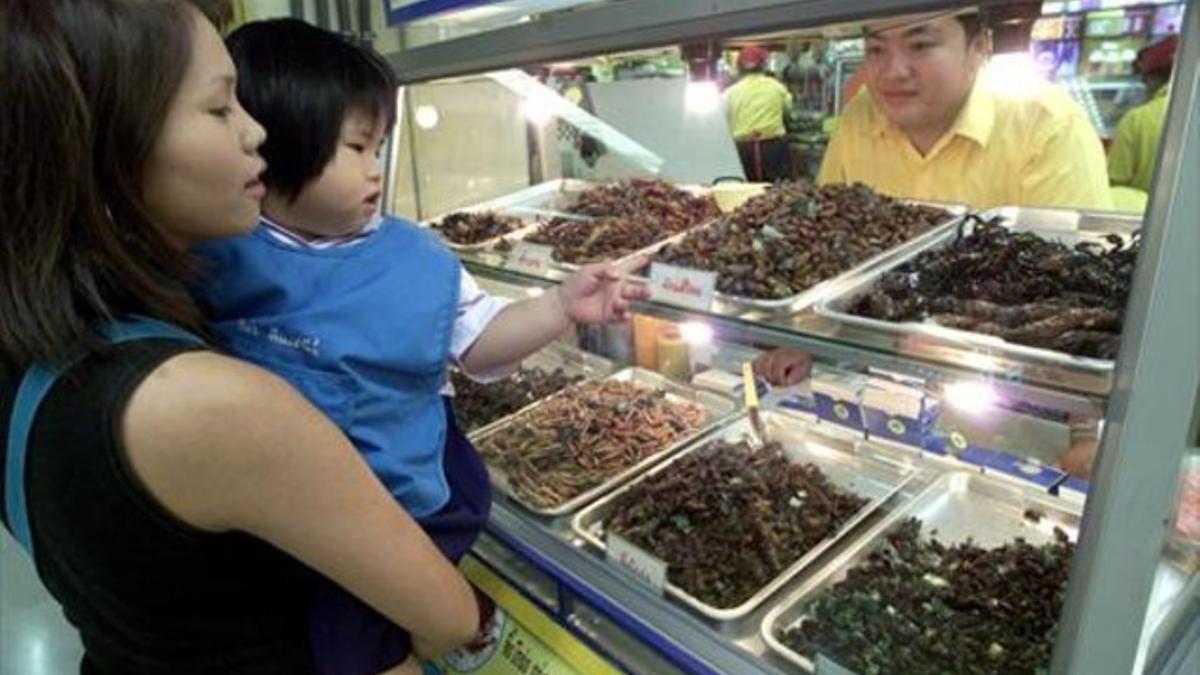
[414,104,440,130]
[944,380,1000,415]
[684,81,721,115]
[520,98,554,127]
[982,53,1050,99]
[679,321,714,346]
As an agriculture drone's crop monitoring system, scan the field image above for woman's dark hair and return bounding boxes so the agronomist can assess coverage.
[0,0,227,372]
[227,19,398,201]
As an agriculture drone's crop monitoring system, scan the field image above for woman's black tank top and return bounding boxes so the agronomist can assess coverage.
[0,339,318,674]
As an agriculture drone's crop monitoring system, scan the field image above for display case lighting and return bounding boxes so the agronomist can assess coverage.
[684,81,721,115]
[520,98,554,127]
[679,320,714,346]
[414,104,440,130]
[982,52,1050,98]
[944,380,1001,416]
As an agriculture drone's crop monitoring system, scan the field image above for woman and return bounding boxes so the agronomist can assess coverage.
[1,1,637,673]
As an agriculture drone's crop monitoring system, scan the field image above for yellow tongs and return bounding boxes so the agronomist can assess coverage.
[742,362,769,449]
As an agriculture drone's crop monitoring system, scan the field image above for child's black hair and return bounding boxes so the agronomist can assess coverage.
[227,18,397,201]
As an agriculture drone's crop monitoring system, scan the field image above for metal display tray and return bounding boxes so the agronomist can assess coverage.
[761,470,1084,672]
[473,366,737,518]
[462,342,617,441]
[648,202,967,316]
[421,206,554,253]
[815,215,1131,374]
[421,179,599,252]
[571,412,917,622]
[487,180,718,272]
[983,205,1142,236]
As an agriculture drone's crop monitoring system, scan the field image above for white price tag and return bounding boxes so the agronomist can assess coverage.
[504,242,556,275]
[606,534,666,594]
[816,654,859,675]
[648,262,717,311]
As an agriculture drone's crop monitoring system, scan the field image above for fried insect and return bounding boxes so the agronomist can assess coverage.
[433,211,525,244]
[451,367,585,434]
[849,221,1139,358]
[656,182,950,300]
[477,380,707,510]
[781,518,1075,675]
[523,179,719,264]
[606,439,868,608]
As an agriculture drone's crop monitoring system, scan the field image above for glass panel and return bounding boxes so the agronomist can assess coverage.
[378,4,1193,671]
[1141,450,1200,670]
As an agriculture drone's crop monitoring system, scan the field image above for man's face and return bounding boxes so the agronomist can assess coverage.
[863,16,988,136]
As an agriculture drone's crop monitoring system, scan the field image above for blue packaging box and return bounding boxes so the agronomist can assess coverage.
[809,369,868,433]
[957,447,1067,488]
[861,380,936,449]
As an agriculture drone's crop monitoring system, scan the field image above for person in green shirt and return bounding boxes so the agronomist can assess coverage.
[1108,35,1177,195]
[723,46,794,182]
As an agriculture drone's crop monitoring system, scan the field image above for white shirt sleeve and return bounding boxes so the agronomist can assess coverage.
[450,268,515,383]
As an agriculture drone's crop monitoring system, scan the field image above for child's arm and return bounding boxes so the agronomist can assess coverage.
[459,256,648,376]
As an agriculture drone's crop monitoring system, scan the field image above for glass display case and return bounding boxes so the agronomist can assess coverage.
[374,1,1199,673]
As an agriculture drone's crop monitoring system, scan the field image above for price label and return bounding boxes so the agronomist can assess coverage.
[505,242,556,275]
[648,262,716,311]
[816,654,859,675]
[606,534,666,595]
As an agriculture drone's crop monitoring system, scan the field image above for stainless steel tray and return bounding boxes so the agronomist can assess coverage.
[474,366,737,518]
[762,470,1084,672]
[461,343,617,441]
[487,180,718,273]
[815,215,1131,374]
[649,201,967,316]
[571,412,917,622]
[422,207,548,252]
[984,205,1141,236]
[421,179,597,252]
[434,179,597,215]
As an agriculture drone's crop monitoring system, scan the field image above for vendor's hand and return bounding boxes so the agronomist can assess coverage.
[556,255,650,324]
[754,348,813,386]
[1058,434,1099,481]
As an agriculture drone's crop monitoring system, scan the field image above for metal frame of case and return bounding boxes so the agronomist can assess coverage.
[379,1,1200,674]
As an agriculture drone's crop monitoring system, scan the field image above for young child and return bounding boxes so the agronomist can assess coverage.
[193,19,645,675]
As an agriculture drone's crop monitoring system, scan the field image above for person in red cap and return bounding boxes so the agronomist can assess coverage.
[722,45,793,182]
[1109,35,1178,193]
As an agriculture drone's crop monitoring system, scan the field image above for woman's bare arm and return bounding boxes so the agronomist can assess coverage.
[120,351,479,655]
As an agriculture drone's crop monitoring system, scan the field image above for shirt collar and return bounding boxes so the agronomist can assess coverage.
[259,213,381,250]
[868,77,994,149]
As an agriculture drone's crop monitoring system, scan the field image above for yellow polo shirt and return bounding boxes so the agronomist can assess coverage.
[1108,85,1169,193]
[723,73,792,141]
[818,78,1112,211]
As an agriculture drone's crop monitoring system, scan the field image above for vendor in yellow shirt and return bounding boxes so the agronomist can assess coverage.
[1108,35,1177,195]
[819,9,1111,211]
[757,10,1116,482]
[723,46,793,182]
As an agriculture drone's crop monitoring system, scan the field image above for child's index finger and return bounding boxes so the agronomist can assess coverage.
[611,254,650,277]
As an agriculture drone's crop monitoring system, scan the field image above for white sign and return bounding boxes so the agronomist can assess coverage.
[606,534,666,594]
[648,262,717,311]
[504,242,556,275]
